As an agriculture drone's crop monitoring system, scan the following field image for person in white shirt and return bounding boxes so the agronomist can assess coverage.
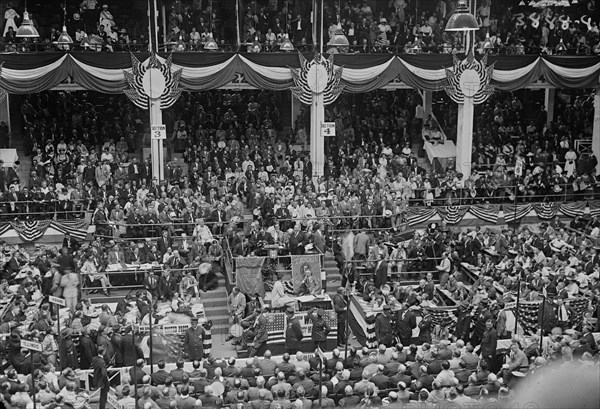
[271,272,296,308]
[193,218,213,243]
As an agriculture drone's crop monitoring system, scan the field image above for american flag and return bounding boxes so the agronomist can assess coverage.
[508,298,589,335]
[469,204,500,224]
[436,206,469,225]
[503,204,532,223]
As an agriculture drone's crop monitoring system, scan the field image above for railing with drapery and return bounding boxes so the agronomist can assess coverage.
[1,52,599,95]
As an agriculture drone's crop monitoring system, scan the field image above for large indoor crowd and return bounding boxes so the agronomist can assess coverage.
[4,87,597,228]
[2,0,600,54]
[0,212,599,408]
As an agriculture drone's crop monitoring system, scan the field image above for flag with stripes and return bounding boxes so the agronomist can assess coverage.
[427,306,459,330]
[506,298,588,335]
[49,220,88,241]
[589,200,600,217]
[559,201,586,218]
[469,204,500,224]
[9,220,51,242]
[0,223,11,237]
[503,204,532,224]
[436,206,469,225]
[347,295,378,348]
[405,208,437,227]
[264,311,338,345]
[533,203,559,220]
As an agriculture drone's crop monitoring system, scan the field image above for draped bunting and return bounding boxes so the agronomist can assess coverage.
[469,204,501,224]
[0,220,87,242]
[436,206,469,224]
[405,201,588,226]
[2,52,600,94]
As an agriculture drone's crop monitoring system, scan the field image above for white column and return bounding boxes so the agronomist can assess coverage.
[310,92,325,178]
[0,96,10,133]
[150,99,164,181]
[545,88,555,126]
[593,88,600,176]
[423,91,432,116]
[455,100,474,179]
[291,94,301,130]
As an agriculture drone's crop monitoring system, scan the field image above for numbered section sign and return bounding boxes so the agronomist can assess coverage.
[151,124,167,140]
[321,122,336,137]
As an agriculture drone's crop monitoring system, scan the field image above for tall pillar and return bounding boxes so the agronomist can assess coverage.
[150,100,164,181]
[423,91,432,116]
[545,88,555,126]
[291,93,301,130]
[455,100,474,178]
[593,88,600,176]
[0,96,10,132]
[310,92,325,178]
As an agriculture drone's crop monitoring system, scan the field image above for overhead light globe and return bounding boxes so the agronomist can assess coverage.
[280,33,294,51]
[250,36,262,53]
[16,11,40,38]
[204,33,218,51]
[54,25,73,50]
[328,23,349,52]
[445,0,479,31]
[482,32,494,51]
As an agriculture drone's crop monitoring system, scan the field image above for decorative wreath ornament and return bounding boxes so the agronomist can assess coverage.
[444,50,494,105]
[123,52,183,110]
[290,52,345,106]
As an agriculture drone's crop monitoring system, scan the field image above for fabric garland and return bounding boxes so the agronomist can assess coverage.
[1,53,599,95]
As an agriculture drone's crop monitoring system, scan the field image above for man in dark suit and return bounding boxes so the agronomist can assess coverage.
[209,202,227,235]
[151,360,170,386]
[78,329,97,369]
[156,230,173,256]
[374,253,388,289]
[375,305,394,347]
[288,224,307,255]
[92,345,110,409]
[333,287,347,347]
[284,307,303,355]
[62,232,80,253]
[396,302,418,346]
[480,319,497,370]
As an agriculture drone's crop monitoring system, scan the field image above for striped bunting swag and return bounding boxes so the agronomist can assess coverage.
[469,204,500,224]
[559,201,586,218]
[405,208,437,227]
[0,223,11,237]
[10,220,51,242]
[566,298,589,329]
[427,306,458,330]
[436,206,469,225]
[589,200,600,217]
[533,202,559,220]
[50,220,88,241]
[506,298,588,335]
[347,295,378,348]
[265,311,338,345]
[503,204,532,224]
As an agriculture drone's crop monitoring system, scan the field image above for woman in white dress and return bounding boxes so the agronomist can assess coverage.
[3,6,19,36]
[99,4,114,36]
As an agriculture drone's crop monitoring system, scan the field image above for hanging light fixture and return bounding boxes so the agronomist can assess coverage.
[250,36,262,52]
[16,1,40,38]
[328,23,349,52]
[280,33,294,51]
[80,33,91,50]
[204,32,218,50]
[54,6,73,51]
[519,0,526,5]
[176,34,186,51]
[445,0,479,31]
[54,26,74,50]
[555,38,567,54]
[482,32,494,52]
